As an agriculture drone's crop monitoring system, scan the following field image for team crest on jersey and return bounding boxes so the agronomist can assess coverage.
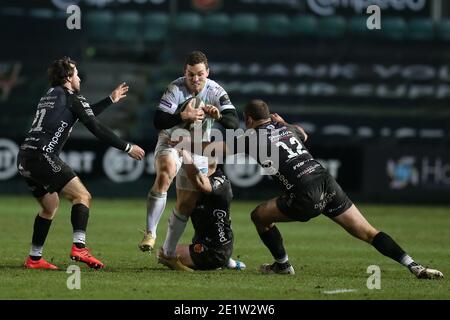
[193,243,204,253]
[219,94,231,106]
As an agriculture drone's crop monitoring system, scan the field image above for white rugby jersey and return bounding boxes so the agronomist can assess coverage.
[157,77,235,140]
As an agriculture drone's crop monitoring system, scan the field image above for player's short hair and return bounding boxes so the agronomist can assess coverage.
[244,99,270,120]
[184,51,209,70]
[48,56,76,87]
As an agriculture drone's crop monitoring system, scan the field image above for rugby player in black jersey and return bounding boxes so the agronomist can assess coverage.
[238,99,443,279]
[17,57,145,270]
[157,149,245,271]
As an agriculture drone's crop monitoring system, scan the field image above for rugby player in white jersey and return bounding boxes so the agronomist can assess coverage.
[139,51,239,269]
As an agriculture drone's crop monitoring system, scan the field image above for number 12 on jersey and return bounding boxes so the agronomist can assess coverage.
[275,137,306,159]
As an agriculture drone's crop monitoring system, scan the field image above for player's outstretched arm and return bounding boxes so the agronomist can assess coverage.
[90,82,129,116]
[72,95,145,160]
[109,82,129,103]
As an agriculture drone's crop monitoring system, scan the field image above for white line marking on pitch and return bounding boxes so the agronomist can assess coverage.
[323,289,358,295]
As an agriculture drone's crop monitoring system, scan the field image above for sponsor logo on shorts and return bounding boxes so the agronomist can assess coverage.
[314,191,336,211]
[327,201,347,214]
[193,243,204,253]
[43,153,62,173]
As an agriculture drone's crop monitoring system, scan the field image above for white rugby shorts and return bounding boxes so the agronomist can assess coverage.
[154,132,208,191]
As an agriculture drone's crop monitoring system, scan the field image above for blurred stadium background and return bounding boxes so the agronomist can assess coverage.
[1,0,450,203]
[1,0,450,301]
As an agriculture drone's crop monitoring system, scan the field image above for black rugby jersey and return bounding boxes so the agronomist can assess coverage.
[191,169,233,248]
[237,121,326,193]
[20,86,128,155]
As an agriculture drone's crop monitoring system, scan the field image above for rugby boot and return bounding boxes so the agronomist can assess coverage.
[70,244,104,269]
[24,256,58,270]
[157,247,193,272]
[260,261,295,275]
[227,257,247,270]
[409,263,444,279]
[138,230,156,253]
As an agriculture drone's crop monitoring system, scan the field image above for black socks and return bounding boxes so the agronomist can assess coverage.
[32,215,52,248]
[258,225,286,260]
[372,231,406,263]
[71,204,89,248]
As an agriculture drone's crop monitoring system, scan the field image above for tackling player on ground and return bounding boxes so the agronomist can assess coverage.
[157,149,246,271]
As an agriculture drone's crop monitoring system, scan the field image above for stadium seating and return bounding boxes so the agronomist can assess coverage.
[29,8,54,19]
[76,10,450,45]
[290,15,318,37]
[317,16,346,39]
[436,18,450,42]
[203,13,231,36]
[260,14,290,37]
[348,16,371,37]
[407,18,434,41]
[115,11,142,43]
[230,13,259,35]
[85,11,114,42]
[143,12,169,43]
[173,12,203,33]
[379,17,407,41]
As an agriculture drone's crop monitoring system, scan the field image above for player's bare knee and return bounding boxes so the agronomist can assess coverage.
[40,209,57,220]
[72,191,92,207]
[250,206,264,227]
[82,191,92,206]
[155,171,174,191]
[39,196,59,219]
[176,202,195,216]
[352,227,376,243]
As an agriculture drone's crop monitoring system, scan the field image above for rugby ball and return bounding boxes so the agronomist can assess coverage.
[179,97,206,130]
[180,96,205,112]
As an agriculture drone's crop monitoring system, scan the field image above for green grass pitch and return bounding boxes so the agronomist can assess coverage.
[0,196,449,300]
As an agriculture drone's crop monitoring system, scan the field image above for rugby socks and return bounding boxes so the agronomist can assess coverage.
[146,191,167,237]
[71,204,89,249]
[372,231,410,265]
[162,208,188,257]
[29,214,52,260]
[259,225,287,262]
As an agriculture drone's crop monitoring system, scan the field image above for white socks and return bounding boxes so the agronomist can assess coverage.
[162,209,188,257]
[276,255,289,264]
[400,254,414,267]
[73,231,86,245]
[146,191,167,237]
[29,244,43,257]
